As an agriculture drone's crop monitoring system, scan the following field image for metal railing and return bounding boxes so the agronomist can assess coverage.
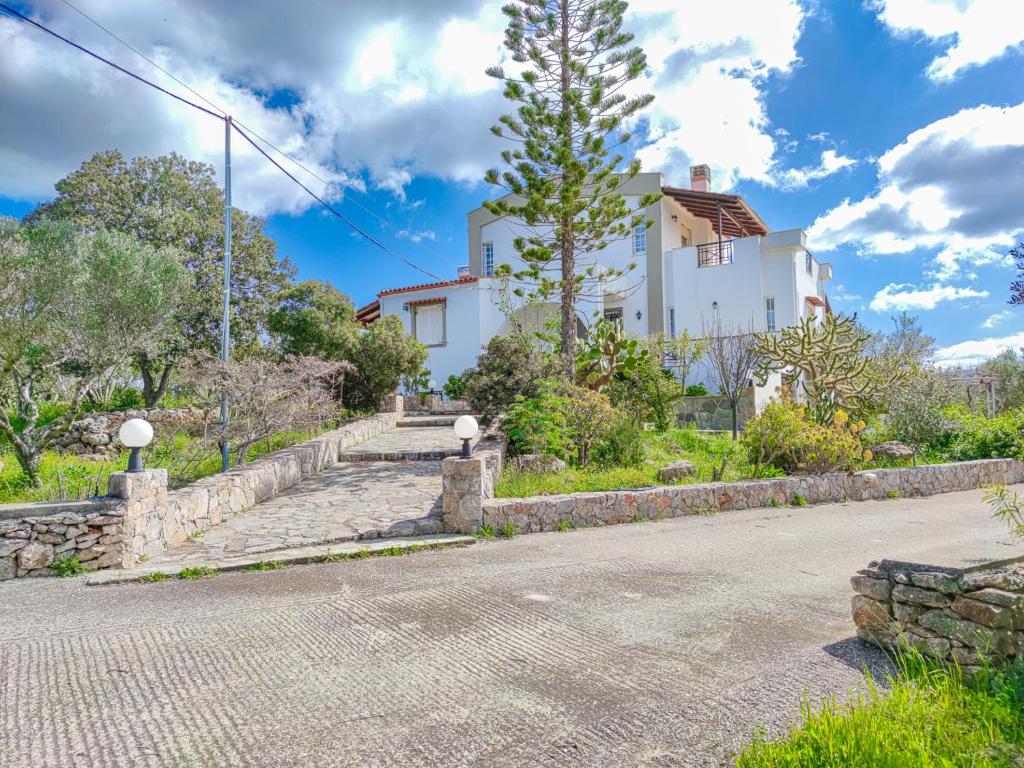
[697,239,734,267]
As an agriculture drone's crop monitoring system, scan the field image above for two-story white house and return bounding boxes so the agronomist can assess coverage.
[356,166,831,407]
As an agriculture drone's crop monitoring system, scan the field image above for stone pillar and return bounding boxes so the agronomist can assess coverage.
[107,469,168,568]
[442,457,484,534]
[380,393,405,413]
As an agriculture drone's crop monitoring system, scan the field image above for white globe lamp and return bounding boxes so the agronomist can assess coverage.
[453,415,478,458]
[119,418,154,472]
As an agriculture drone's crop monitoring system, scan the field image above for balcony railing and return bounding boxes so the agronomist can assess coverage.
[697,240,734,267]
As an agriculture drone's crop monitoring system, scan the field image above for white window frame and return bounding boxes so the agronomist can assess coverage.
[765,296,776,333]
[633,224,647,254]
[412,301,446,347]
[482,241,495,276]
[805,251,813,274]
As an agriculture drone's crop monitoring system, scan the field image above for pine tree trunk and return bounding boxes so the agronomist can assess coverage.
[558,0,576,382]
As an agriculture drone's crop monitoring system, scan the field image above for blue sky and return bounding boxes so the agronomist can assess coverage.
[1,0,1022,365]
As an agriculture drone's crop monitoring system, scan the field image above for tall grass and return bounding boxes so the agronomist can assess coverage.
[736,654,1024,767]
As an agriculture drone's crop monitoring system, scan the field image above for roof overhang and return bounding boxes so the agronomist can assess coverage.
[355,300,380,324]
[661,186,769,238]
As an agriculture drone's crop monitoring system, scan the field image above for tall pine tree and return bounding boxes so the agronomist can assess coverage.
[485,0,657,379]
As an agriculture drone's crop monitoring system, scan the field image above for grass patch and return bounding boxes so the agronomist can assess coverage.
[49,555,86,578]
[556,519,573,531]
[176,566,218,580]
[886,489,903,499]
[474,525,497,539]
[791,494,808,507]
[138,571,169,583]
[186,530,204,540]
[495,427,767,498]
[736,654,1024,767]
[498,521,518,538]
[242,560,286,572]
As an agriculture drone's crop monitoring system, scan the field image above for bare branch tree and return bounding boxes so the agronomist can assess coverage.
[702,317,760,439]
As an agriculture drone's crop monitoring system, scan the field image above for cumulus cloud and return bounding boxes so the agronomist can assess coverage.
[871,0,1024,80]
[982,309,1013,329]
[829,283,862,302]
[397,229,437,244]
[778,149,857,189]
[869,282,989,312]
[0,0,808,215]
[935,331,1024,367]
[808,102,1024,277]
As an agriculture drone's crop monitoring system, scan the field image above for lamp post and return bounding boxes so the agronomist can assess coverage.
[453,415,478,458]
[119,418,154,473]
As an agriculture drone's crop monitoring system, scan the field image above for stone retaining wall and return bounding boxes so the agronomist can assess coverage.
[852,556,1024,672]
[54,407,211,460]
[400,395,471,414]
[0,410,401,580]
[456,458,1024,535]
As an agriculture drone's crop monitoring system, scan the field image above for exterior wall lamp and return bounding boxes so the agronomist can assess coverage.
[119,418,154,472]
[635,310,642,321]
[454,415,478,458]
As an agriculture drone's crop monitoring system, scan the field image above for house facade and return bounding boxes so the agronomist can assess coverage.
[356,166,832,405]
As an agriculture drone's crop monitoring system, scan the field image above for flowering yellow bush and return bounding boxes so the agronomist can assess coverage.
[744,400,870,475]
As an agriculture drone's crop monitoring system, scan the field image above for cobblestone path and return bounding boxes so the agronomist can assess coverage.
[138,418,478,572]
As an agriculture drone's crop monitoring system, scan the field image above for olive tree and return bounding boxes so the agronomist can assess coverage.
[0,219,185,484]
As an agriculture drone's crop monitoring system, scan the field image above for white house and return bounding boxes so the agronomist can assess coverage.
[356,166,831,405]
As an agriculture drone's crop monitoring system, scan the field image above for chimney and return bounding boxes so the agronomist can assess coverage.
[690,164,711,193]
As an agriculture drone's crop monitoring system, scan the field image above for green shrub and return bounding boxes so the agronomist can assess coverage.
[606,361,682,431]
[462,336,555,419]
[50,555,86,577]
[443,374,466,400]
[944,406,1024,461]
[344,316,427,411]
[685,384,709,397]
[590,417,645,468]
[744,399,868,474]
[502,386,571,460]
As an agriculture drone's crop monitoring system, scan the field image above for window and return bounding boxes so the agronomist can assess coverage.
[633,224,647,254]
[603,307,624,326]
[413,302,445,346]
[805,251,813,274]
[482,242,494,276]
[765,297,776,333]
[669,307,676,339]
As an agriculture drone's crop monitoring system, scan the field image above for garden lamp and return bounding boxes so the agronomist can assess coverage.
[429,379,437,395]
[453,415,478,458]
[119,418,154,473]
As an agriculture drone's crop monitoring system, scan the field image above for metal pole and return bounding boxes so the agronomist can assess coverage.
[716,204,723,263]
[219,115,233,473]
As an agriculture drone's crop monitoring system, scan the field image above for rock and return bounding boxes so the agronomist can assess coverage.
[509,454,567,474]
[0,538,28,558]
[918,610,1012,654]
[851,595,891,630]
[962,568,1024,593]
[907,634,951,659]
[17,541,54,571]
[0,556,15,581]
[657,460,697,483]
[851,575,892,601]
[952,595,1012,628]
[894,602,924,625]
[868,441,915,460]
[910,571,961,594]
[892,584,950,608]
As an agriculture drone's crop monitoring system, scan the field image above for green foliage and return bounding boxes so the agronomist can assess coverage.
[243,560,286,571]
[138,572,169,583]
[443,374,466,400]
[498,521,518,538]
[736,654,1024,768]
[985,484,1024,538]
[484,0,657,377]
[502,385,571,460]
[576,319,649,391]
[606,335,684,431]
[945,407,1024,461]
[0,219,186,484]
[101,387,147,411]
[29,150,294,406]
[344,316,427,412]
[463,335,554,419]
[49,555,86,578]
[177,566,217,580]
[791,494,807,506]
[589,417,645,469]
[267,279,356,360]
[982,348,1024,413]
[885,369,959,463]
[685,384,709,397]
[743,399,869,475]
[474,525,497,539]
[755,314,881,424]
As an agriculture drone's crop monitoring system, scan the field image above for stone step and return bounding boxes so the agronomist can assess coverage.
[341,448,463,462]
[85,534,477,586]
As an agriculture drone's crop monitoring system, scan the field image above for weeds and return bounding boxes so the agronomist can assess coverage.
[138,571,169,583]
[49,555,86,578]
[886,489,903,499]
[499,521,519,538]
[243,560,286,572]
[176,566,218,580]
[792,494,808,507]
[474,525,496,539]
[556,519,573,531]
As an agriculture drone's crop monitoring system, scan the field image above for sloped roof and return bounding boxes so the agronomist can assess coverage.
[661,186,769,238]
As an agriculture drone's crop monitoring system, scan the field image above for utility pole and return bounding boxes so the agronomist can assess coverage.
[220,115,233,472]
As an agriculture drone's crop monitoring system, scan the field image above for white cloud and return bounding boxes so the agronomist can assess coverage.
[935,331,1024,367]
[869,282,989,311]
[982,309,1013,328]
[778,149,857,189]
[397,229,437,244]
[871,0,1024,80]
[808,102,1024,277]
[829,283,862,302]
[0,0,808,214]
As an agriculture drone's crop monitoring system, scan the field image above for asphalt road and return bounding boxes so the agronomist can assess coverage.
[1,487,1016,768]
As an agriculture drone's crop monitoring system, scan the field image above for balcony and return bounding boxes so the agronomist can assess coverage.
[697,239,734,267]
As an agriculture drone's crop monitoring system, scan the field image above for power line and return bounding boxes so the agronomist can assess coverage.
[231,121,440,280]
[0,0,442,280]
[0,1,221,120]
[51,0,449,264]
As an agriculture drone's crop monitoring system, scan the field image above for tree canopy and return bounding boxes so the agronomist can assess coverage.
[267,279,358,359]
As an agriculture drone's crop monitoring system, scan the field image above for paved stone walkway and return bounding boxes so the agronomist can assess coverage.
[139,421,472,572]
[2,487,1016,767]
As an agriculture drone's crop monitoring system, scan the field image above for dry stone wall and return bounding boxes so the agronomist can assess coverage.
[676,394,755,431]
[473,458,1024,535]
[0,409,401,581]
[53,407,211,460]
[852,556,1024,673]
